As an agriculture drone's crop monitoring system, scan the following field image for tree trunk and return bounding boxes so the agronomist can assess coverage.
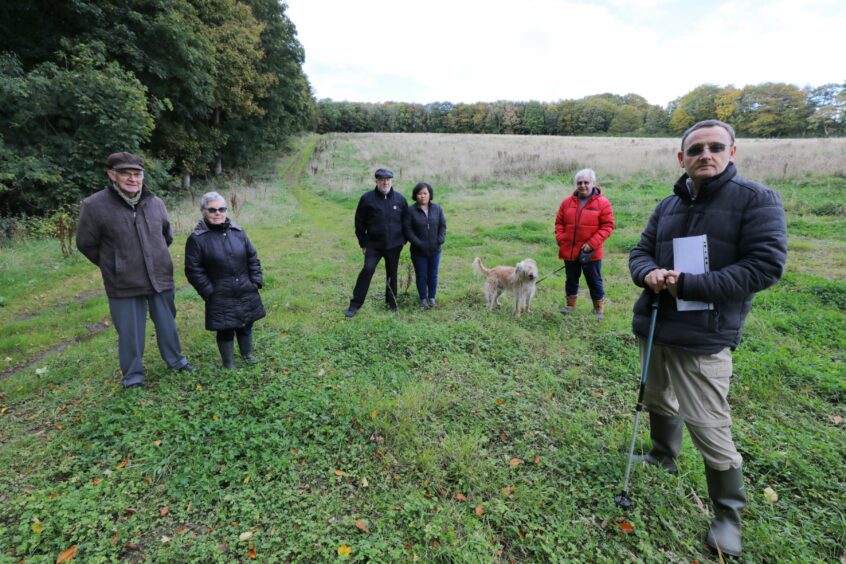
[214,108,222,176]
[181,173,191,190]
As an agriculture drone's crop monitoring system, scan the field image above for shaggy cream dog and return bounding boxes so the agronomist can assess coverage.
[472,257,538,317]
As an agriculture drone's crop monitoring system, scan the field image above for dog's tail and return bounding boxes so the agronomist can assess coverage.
[472,257,489,276]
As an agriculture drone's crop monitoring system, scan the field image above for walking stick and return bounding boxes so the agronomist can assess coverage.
[614,292,661,509]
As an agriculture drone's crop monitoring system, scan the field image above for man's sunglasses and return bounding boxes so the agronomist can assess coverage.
[684,143,731,157]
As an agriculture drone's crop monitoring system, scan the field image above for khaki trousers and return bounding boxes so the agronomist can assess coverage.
[640,341,742,470]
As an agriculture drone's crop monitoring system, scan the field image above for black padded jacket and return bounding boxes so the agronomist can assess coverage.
[185,219,266,332]
[354,187,408,250]
[629,163,787,354]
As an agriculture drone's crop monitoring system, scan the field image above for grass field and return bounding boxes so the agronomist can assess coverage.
[1,133,844,562]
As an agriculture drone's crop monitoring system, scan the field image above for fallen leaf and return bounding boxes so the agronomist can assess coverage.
[243,475,251,484]
[442,357,448,363]
[509,457,523,467]
[829,415,843,425]
[338,544,352,558]
[239,531,253,542]
[177,525,190,536]
[92,478,102,486]
[124,543,140,551]
[32,520,44,534]
[495,399,505,405]
[36,367,48,375]
[475,504,485,517]
[360,477,369,487]
[0,406,7,415]
[195,384,203,391]
[534,455,541,464]
[55,424,62,430]
[501,486,516,496]
[117,456,130,469]
[49,492,58,499]
[160,506,169,517]
[454,492,467,501]
[620,520,635,534]
[355,519,369,533]
[153,440,162,446]
[334,469,346,477]
[248,546,257,559]
[763,486,779,503]
[56,545,78,562]
[160,535,171,543]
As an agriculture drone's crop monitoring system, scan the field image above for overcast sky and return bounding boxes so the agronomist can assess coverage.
[286,0,846,107]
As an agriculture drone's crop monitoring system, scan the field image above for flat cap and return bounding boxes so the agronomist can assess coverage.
[106,152,144,171]
[374,168,394,179]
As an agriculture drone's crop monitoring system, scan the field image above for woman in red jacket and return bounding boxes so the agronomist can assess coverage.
[554,168,615,319]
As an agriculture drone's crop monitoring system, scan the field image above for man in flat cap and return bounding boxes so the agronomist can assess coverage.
[344,168,408,317]
[77,152,197,388]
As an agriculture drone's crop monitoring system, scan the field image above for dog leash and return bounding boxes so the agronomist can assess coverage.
[535,264,567,285]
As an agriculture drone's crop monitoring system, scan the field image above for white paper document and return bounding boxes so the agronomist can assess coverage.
[673,235,713,311]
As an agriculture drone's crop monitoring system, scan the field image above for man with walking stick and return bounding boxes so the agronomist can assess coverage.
[627,120,787,556]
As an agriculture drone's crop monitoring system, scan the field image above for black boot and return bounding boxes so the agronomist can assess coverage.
[705,465,746,557]
[217,339,235,369]
[237,332,258,364]
[633,412,683,473]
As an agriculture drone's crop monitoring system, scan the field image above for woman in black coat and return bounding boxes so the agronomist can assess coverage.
[402,182,447,308]
[185,192,265,368]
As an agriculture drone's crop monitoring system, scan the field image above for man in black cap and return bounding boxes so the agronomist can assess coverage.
[344,168,408,317]
[77,152,198,388]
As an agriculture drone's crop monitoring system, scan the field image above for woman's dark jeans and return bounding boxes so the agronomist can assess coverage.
[411,251,441,300]
[564,260,604,301]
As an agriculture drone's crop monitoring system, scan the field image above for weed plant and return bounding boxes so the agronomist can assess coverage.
[0,134,844,562]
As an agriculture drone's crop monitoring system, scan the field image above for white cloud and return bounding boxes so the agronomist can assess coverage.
[286,0,846,106]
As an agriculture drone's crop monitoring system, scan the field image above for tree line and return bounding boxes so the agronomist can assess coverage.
[0,0,315,217]
[316,82,846,139]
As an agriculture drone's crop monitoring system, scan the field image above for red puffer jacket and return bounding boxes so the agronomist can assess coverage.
[554,187,615,261]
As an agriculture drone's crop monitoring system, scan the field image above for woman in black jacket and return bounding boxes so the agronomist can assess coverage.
[402,182,447,308]
[185,192,265,368]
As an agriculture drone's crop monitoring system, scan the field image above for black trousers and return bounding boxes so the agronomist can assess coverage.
[350,246,402,309]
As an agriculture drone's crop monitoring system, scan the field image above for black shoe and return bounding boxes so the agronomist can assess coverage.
[344,307,358,318]
[177,363,199,373]
[124,382,143,389]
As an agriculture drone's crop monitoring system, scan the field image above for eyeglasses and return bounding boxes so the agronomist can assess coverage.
[684,143,730,157]
[113,170,144,179]
[205,207,227,214]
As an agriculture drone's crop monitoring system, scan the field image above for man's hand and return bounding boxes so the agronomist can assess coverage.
[644,268,681,296]
[581,243,592,252]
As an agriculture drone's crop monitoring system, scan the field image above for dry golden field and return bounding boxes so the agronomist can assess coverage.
[309,133,846,193]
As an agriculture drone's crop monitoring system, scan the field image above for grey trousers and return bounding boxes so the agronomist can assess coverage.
[108,290,188,386]
[640,341,743,470]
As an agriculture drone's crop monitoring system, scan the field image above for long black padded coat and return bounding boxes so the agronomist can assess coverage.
[185,219,266,331]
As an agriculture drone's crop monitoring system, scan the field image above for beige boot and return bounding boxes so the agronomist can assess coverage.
[560,295,577,315]
[593,299,605,320]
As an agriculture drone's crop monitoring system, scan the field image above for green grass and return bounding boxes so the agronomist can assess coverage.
[1,134,844,562]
